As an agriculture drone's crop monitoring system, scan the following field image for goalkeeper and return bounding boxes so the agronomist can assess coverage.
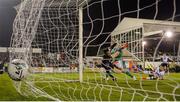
[101,48,116,81]
[110,42,136,80]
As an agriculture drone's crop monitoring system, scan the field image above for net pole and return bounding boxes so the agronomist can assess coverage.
[79,7,83,82]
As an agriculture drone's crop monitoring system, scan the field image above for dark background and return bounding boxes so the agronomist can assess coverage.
[0,0,20,47]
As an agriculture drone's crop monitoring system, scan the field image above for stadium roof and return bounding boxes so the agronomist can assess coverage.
[111,17,180,37]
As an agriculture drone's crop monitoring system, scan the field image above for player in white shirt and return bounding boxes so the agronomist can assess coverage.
[153,65,165,80]
[161,53,172,74]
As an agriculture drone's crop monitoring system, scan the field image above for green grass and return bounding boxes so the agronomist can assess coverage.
[0,70,180,101]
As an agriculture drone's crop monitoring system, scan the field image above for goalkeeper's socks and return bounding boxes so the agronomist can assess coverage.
[125,71,133,78]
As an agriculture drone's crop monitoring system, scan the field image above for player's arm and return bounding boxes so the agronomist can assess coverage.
[110,43,117,50]
[111,51,119,58]
[168,57,173,62]
[111,48,122,58]
[120,43,128,49]
[154,56,161,61]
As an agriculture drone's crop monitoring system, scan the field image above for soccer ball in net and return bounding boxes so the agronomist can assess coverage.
[8,59,29,81]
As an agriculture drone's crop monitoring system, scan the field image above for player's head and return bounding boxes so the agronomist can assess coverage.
[110,43,117,50]
[163,53,166,56]
[120,42,128,49]
[103,48,111,56]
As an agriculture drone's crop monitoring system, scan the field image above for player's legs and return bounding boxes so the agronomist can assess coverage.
[100,68,106,79]
[102,61,115,80]
[106,70,116,81]
[113,60,135,79]
[161,63,167,71]
[159,71,165,80]
[161,63,169,75]
[166,63,170,75]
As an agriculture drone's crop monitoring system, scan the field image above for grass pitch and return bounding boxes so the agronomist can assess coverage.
[0,70,180,101]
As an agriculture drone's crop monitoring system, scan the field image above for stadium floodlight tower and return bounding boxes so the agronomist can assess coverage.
[12,0,91,83]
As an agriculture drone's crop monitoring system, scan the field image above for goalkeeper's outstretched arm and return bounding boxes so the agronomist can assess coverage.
[111,43,128,58]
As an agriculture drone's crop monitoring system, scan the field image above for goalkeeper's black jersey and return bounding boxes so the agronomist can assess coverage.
[102,55,113,70]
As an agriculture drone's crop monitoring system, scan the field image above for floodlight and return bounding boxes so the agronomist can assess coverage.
[165,31,173,38]
[142,41,147,46]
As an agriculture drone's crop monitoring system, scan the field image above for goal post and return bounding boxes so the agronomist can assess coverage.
[79,6,83,82]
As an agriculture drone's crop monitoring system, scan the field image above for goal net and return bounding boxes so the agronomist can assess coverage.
[10,0,180,101]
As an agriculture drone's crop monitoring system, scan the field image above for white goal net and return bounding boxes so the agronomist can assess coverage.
[10,0,180,101]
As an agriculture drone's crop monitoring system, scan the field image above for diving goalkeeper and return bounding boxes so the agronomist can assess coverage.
[101,48,116,81]
[110,42,136,80]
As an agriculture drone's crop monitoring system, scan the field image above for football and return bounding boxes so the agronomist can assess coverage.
[8,59,29,81]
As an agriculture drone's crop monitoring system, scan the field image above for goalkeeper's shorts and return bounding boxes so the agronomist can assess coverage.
[159,71,165,76]
[161,63,169,67]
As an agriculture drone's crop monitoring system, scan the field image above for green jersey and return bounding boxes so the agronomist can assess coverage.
[111,48,123,61]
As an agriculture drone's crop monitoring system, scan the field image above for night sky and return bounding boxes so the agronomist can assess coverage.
[84,0,180,34]
[0,0,20,47]
[0,0,180,51]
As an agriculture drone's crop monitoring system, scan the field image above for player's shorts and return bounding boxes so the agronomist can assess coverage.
[102,62,113,70]
[159,71,165,76]
[161,63,169,67]
[113,60,126,69]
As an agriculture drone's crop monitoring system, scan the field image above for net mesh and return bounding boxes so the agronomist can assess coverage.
[10,0,180,101]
